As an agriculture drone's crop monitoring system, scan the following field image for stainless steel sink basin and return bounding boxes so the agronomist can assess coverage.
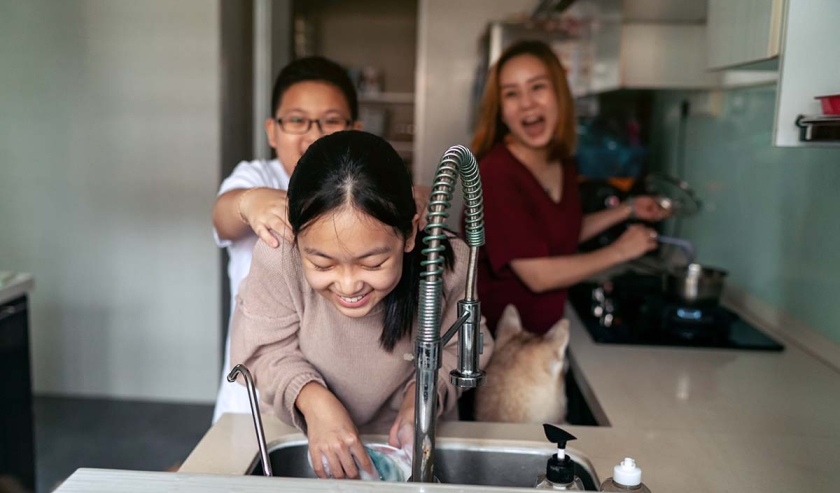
[248,439,599,489]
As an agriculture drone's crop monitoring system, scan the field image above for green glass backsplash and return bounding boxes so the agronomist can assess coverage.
[650,84,840,345]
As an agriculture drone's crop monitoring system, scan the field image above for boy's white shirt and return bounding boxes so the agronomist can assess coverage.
[212,158,290,423]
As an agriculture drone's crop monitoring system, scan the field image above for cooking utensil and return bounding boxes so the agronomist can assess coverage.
[663,263,728,306]
[655,235,696,264]
[644,173,701,217]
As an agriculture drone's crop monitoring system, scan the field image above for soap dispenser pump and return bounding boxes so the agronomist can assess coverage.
[535,424,585,490]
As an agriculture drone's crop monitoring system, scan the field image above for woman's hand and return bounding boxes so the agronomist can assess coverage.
[240,188,292,247]
[628,196,669,222]
[388,383,416,456]
[610,224,658,262]
[297,383,374,479]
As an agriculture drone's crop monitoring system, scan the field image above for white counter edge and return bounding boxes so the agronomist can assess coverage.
[0,273,34,305]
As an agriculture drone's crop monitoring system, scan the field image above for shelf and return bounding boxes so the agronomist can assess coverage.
[796,115,840,143]
[358,92,415,105]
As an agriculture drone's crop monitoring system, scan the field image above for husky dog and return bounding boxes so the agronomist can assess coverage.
[475,305,569,423]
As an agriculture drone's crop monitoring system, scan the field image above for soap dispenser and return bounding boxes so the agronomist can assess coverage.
[535,424,585,491]
[599,458,651,492]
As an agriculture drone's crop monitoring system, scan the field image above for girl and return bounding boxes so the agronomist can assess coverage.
[230,131,493,479]
[211,56,361,422]
[471,40,667,335]
[211,57,428,422]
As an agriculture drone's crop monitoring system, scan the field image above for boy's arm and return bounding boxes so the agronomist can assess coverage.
[213,187,291,247]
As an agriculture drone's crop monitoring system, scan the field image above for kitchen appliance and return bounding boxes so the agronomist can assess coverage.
[0,295,36,490]
[663,263,728,306]
[569,272,784,351]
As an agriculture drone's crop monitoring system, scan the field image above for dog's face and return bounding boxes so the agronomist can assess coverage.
[495,304,570,381]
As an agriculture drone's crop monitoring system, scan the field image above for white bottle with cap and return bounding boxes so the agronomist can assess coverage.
[599,458,651,492]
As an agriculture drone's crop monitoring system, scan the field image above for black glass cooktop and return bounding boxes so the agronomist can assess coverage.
[568,273,784,351]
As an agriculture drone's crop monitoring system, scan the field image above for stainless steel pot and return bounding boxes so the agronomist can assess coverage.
[663,263,728,306]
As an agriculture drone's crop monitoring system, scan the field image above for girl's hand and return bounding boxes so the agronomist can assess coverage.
[239,188,292,247]
[629,196,669,222]
[297,383,373,479]
[388,383,416,456]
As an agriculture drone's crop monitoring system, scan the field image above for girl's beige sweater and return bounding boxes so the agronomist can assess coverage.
[230,237,494,434]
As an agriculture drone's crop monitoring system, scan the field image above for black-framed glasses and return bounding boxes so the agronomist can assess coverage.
[276,116,352,135]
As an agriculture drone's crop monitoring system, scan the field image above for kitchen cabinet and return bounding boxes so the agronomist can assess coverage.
[774,0,840,146]
[708,0,840,146]
[0,296,35,491]
[707,0,785,70]
[293,0,418,162]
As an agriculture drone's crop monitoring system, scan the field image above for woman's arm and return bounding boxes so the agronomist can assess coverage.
[513,225,658,293]
[580,196,670,243]
[579,204,632,242]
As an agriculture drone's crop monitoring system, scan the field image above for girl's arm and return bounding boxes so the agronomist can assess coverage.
[296,382,374,479]
[229,241,324,429]
[230,240,373,479]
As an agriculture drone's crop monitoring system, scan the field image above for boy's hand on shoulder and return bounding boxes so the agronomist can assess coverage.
[240,188,292,247]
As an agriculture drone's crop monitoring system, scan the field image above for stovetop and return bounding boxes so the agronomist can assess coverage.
[568,272,784,351]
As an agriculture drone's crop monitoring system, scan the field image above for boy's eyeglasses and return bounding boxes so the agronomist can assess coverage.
[276,116,352,135]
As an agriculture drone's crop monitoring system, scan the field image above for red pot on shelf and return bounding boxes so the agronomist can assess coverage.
[815,94,840,115]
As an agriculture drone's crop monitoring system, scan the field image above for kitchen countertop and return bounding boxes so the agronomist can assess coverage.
[56,281,840,492]
[0,272,34,305]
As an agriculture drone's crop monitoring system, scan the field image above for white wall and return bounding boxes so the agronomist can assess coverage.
[0,0,221,402]
[413,0,537,187]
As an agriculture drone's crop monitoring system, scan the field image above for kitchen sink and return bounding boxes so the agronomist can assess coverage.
[248,439,599,489]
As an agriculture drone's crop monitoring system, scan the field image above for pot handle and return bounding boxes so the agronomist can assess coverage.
[656,235,696,264]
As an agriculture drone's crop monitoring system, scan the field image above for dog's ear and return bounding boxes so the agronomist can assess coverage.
[495,304,524,349]
[544,318,570,357]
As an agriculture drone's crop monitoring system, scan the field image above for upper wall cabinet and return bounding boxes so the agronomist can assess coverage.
[707,0,785,70]
[774,0,840,146]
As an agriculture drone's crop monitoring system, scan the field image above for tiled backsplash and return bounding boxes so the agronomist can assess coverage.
[650,84,840,345]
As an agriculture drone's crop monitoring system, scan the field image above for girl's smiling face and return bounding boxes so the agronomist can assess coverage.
[298,206,418,318]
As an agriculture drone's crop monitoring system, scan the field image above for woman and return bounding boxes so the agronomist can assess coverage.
[472,40,666,335]
[230,131,493,479]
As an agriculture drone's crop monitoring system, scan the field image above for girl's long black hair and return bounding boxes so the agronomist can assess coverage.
[288,130,453,351]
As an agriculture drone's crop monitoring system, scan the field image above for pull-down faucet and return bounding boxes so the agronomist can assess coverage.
[411,145,487,482]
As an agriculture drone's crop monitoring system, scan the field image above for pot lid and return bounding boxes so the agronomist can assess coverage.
[644,173,701,217]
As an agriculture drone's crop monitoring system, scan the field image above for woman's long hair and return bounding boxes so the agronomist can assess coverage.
[288,130,453,351]
[471,40,577,161]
